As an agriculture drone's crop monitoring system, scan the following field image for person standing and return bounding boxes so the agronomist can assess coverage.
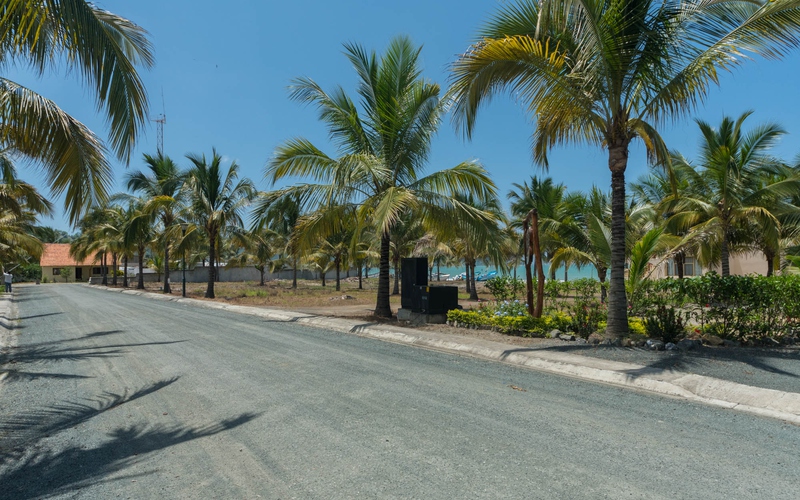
[4,271,12,293]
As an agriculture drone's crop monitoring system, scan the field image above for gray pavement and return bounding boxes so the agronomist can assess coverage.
[1,284,800,499]
[99,284,800,425]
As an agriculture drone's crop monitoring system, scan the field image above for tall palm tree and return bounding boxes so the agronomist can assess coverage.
[449,0,800,336]
[186,149,254,299]
[669,113,800,276]
[126,153,187,293]
[1,1,153,222]
[267,36,497,317]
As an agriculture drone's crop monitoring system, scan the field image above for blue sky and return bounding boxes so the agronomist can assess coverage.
[7,0,800,230]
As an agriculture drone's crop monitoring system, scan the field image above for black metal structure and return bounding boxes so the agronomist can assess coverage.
[401,257,428,309]
[415,285,459,314]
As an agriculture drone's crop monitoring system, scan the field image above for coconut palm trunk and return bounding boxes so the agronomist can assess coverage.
[292,255,298,289]
[675,252,685,279]
[206,230,217,298]
[112,253,118,286]
[164,239,171,293]
[375,232,392,317]
[531,209,544,318]
[468,261,478,301]
[137,245,145,289]
[524,221,534,316]
[101,253,108,285]
[392,256,400,295]
[607,150,629,336]
[123,255,128,288]
[598,267,607,303]
[335,257,341,292]
[765,249,775,277]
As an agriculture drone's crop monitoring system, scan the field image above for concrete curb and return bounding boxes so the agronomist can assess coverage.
[90,284,800,424]
[0,292,19,387]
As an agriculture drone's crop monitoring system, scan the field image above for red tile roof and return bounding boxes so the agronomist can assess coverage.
[40,244,97,267]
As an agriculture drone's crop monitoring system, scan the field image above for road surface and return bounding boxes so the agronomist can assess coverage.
[1,284,798,499]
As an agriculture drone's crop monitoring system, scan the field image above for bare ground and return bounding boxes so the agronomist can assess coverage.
[108,277,543,347]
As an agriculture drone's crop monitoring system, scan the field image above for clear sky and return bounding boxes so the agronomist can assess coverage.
[7,0,800,231]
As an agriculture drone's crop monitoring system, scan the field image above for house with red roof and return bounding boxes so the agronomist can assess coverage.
[39,243,108,282]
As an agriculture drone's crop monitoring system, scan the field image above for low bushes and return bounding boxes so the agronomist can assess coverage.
[636,273,800,341]
[450,273,800,343]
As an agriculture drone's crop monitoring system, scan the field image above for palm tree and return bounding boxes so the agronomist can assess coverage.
[115,199,154,290]
[228,228,280,286]
[266,36,497,317]
[1,1,153,222]
[126,153,187,294]
[449,0,800,336]
[669,113,800,276]
[186,149,254,299]
[253,191,304,288]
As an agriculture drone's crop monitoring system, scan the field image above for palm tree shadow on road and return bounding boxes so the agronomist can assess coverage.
[0,378,261,499]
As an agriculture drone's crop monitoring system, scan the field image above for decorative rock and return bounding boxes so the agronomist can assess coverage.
[575,338,588,344]
[601,338,622,346]
[677,339,701,351]
[665,342,679,351]
[761,337,781,347]
[559,333,576,342]
[722,339,741,348]
[702,334,724,346]
[548,329,562,339]
[646,339,665,351]
[587,333,603,345]
[621,338,633,347]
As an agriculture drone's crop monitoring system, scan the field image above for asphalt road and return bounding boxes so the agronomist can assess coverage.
[1,284,799,499]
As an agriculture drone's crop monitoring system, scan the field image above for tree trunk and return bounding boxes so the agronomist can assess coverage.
[607,143,630,338]
[260,267,265,286]
[720,226,731,277]
[765,248,775,277]
[321,270,326,287]
[524,216,534,316]
[374,231,392,317]
[532,209,545,318]
[357,262,363,290]
[101,253,108,286]
[206,230,216,298]
[465,262,472,294]
[123,255,128,288]
[292,255,298,289]
[164,238,171,293]
[564,264,568,282]
[469,260,479,301]
[436,261,441,281]
[675,251,685,279]
[112,253,118,286]
[335,256,341,291]
[392,257,400,295]
[137,245,145,290]
[598,267,607,304]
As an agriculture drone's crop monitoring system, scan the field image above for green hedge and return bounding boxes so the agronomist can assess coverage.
[635,273,800,340]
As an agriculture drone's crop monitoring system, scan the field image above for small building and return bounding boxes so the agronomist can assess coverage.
[40,243,108,282]
[646,251,769,279]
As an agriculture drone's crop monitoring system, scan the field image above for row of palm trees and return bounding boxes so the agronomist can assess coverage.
[4,1,800,340]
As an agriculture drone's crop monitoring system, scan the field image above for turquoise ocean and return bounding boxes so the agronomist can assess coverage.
[428,263,598,281]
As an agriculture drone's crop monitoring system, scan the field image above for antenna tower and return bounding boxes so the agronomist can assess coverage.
[151,89,166,155]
